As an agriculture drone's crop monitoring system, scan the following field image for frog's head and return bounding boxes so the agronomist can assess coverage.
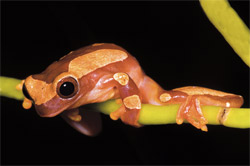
[21,43,128,117]
[22,61,84,117]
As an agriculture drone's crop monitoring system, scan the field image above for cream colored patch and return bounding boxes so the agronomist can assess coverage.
[69,49,128,78]
[92,43,105,46]
[159,93,171,102]
[173,86,234,97]
[24,76,56,105]
[113,72,129,86]
[123,95,141,109]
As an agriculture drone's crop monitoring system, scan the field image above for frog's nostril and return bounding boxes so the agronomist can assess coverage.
[22,84,33,101]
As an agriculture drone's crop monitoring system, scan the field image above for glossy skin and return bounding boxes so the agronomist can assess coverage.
[19,43,244,135]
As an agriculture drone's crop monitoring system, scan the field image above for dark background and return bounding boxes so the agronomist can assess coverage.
[1,1,249,165]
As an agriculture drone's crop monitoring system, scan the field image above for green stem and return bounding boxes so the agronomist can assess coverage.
[1,76,249,129]
[200,0,250,67]
[90,100,250,129]
[0,76,25,100]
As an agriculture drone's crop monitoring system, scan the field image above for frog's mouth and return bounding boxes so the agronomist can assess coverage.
[35,99,103,137]
[35,106,64,117]
[34,96,77,118]
[35,104,65,118]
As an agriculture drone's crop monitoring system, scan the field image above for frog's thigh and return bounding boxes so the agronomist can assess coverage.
[196,95,243,108]
[137,76,165,105]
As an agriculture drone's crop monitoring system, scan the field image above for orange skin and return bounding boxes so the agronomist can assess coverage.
[19,43,244,136]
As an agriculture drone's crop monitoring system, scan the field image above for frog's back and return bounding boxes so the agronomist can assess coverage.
[66,43,145,83]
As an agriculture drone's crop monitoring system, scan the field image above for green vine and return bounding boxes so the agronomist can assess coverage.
[1,76,249,129]
[200,0,250,67]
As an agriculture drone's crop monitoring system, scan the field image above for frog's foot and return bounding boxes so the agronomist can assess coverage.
[65,108,82,122]
[61,108,102,136]
[110,95,142,127]
[176,96,208,131]
[16,79,25,91]
[110,105,126,121]
[110,105,142,127]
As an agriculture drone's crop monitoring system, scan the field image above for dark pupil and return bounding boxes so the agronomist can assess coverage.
[59,82,75,97]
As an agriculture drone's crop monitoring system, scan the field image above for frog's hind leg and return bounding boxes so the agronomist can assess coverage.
[139,78,244,131]
[175,95,208,131]
[139,78,209,131]
[172,87,243,131]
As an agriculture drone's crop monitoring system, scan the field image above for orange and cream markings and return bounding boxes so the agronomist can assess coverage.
[15,43,244,131]
[18,49,128,107]
[69,49,128,78]
[113,72,129,85]
[92,43,105,46]
[159,93,172,102]
[173,86,234,97]
[123,95,141,110]
[24,76,56,105]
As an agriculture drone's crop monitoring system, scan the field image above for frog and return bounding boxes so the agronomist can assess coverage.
[17,43,244,136]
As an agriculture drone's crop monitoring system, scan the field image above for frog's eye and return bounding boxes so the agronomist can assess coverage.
[56,77,79,99]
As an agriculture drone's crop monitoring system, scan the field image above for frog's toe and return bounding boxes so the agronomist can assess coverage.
[110,104,142,128]
[22,98,33,109]
[16,80,25,91]
[176,96,208,131]
[110,105,126,120]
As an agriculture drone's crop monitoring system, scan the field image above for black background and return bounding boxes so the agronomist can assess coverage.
[1,1,249,165]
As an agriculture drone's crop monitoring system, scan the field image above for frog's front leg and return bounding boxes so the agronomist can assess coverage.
[105,72,142,127]
[61,108,102,136]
